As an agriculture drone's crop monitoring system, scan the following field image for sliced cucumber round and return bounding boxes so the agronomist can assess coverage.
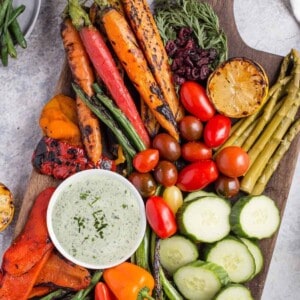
[214,283,254,300]
[184,190,218,202]
[174,260,229,300]
[177,196,231,243]
[240,237,264,278]
[204,236,255,283]
[159,235,198,274]
[230,195,280,239]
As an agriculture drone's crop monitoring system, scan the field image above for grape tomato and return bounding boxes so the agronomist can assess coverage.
[162,186,183,214]
[179,115,203,141]
[203,114,231,148]
[181,141,212,162]
[133,149,159,173]
[154,160,178,187]
[179,81,215,122]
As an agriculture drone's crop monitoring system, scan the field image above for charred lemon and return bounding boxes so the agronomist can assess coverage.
[207,57,269,118]
[0,183,14,232]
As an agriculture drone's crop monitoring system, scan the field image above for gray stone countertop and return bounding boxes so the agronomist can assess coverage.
[0,0,299,299]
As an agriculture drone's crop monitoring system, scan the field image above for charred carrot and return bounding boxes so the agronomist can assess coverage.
[121,0,185,122]
[68,0,150,148]
[61,18,102,164]
[140,98,160,138]
[99,7,179,141]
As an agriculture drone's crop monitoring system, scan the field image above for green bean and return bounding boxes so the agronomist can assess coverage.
[8,2,26,49]
[0,0,11,27]
[6,30,16,58]
[1,34,8,66]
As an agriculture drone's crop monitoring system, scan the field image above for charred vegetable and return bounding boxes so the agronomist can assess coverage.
[0,182,14,232]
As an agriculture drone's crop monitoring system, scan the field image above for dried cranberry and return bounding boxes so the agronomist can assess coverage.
[178,27,193,40]
[200,64,210,80]
[165,40,178,57]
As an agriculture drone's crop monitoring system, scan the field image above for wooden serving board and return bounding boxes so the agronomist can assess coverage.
[13,1,299,299]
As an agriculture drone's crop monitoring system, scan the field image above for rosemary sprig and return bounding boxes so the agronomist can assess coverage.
[154,0,228,67]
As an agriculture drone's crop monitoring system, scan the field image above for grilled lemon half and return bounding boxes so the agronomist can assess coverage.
[207,57,269,118]
[0,183,14,232]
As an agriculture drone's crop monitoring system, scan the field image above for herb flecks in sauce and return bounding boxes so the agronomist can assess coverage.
[52,175,143,266]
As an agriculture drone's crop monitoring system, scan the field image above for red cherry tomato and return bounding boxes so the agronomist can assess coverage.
[152,133,181,161]
[203,114,231,148]
[133,149,159,173]
[215,146,250,177]
[179,115,203,141]
[146,196,177,239]
[179,81,216,122]
[181,141,212,162]
[153,160,178,187]
[95,282,117,300]
[176,160,219,192]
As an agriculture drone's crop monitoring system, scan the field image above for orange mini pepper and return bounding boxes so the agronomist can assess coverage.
[103,262,155,300]
[39,94,82,146]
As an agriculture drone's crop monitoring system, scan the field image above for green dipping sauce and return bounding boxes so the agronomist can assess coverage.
[50,171,145,268]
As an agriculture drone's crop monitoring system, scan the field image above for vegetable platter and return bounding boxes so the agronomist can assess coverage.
[4,0,299,299]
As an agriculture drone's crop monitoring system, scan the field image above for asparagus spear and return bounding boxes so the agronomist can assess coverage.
[252,119,300,195]
[240,91,300,194]
[246,49,300,168]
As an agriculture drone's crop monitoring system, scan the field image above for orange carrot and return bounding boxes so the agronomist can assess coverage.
[121,0,185,122]
[61,18,102,164]
[68,0,151,148]
[101,7,179,141]
[2,187,55,276]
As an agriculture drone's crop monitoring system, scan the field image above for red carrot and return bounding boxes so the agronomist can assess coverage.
[68,0,150,148]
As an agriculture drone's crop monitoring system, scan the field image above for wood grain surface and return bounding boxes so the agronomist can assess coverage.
[13,1,299,299]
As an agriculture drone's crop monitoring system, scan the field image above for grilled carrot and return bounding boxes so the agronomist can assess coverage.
[100,7,179,141]
[121,0,185,122]
[61,18,102,164]
[68,0,150,148]
[140,98,160,138]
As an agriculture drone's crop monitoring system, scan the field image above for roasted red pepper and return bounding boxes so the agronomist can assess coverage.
[32,137,116,180]
[145,196,177,239]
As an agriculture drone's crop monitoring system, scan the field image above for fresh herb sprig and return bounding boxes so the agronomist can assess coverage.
[154,0,228,67]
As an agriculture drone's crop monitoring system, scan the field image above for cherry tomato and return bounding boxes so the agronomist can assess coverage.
[179,115,203,141]
[162,186,183,214]
[95,282,117,300]
[146,195,177,239]
[203,114,231,148]
[177,160,219,192]
[128,172,157,198]
[215,174,240,198]
[152,133,181,161]
[215,146,250,177]
[179,81,216,122]
[153,160,178,187]
[181,141,212,162]
[133,149,159,173]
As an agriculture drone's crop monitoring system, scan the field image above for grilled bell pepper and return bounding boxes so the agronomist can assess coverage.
[103,262,155,300]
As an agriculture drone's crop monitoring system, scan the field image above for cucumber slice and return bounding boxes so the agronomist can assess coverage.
[174,260,229,300]
[184,190,217,202]
[240,237,264,278]
[177,196,231,243]
[230,195,280,239]
[204,236,255,283]
[159,235,198,274]
[214,283,254,300]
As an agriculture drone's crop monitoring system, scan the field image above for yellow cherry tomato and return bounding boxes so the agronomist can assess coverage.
[162,186,183,214]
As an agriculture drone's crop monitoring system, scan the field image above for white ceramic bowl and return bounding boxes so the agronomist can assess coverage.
[47,169,146,269]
